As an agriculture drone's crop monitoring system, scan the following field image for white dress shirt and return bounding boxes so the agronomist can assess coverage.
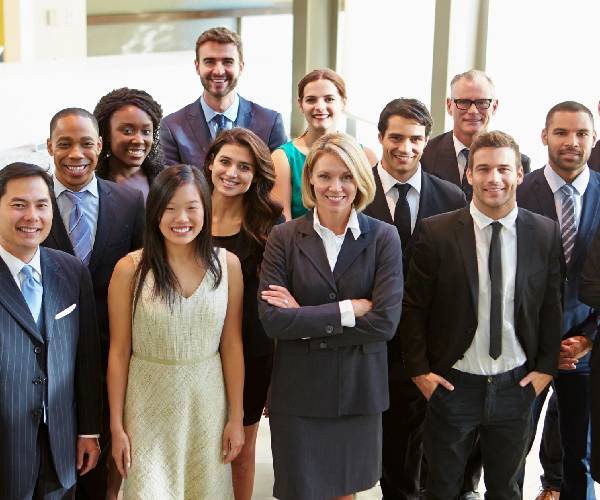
[377,162,421,233]
[313,208,360,328]
[200,93,240,139]
[453,203,527,375]
[452,134,470,182]
[543,164,590,230]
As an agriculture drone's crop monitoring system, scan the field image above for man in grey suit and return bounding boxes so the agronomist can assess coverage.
[0,163,101,499]
[160,26,287,167]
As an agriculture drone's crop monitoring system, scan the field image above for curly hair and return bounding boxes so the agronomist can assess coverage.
[93,87,164,185]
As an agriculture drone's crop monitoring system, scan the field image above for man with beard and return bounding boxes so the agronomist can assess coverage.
[160,26,287,167]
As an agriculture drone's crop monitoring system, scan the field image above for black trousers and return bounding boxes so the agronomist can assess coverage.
[33,425,75,500]
[424,366,535,500]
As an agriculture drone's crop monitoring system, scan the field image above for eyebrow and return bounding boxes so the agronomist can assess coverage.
[10,196,50,203]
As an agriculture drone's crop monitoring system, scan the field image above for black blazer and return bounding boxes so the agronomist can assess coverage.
[517,168,600,348]
[421,131,531,188]
[588,142,600,172]
[160,95,287,167]
[0,248,101,499]
[258,211,403,417]
[42,178,145,362]
[401,206,562,378]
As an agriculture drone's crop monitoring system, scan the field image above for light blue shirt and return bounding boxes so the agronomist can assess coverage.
[53,175,99,249]
[0,242,42,290]
[200,94,240,139]
[543,164,590,230]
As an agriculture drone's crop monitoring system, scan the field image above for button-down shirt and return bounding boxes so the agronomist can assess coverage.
[544,164,590,231]
[453,203,527,375]
[53,175,100,249]
[377,162,421,233]
[452,134,470,182]
[313,208,360,328]
[201,93,240,139]
[0,242,42,289]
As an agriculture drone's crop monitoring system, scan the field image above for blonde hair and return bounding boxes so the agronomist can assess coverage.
[301,133,375,212]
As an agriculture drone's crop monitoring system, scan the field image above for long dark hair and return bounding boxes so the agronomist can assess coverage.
[93,87,164,185]
[133,165,222,311]
[203,128,282,250]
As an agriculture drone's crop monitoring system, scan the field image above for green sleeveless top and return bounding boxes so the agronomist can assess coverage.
[278,141,307,219]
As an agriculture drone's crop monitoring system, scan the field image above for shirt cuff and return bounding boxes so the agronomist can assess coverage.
[339,300,356,327]
[78,434,100,439]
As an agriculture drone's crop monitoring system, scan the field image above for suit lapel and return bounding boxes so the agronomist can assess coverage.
[185,98,211,154]
[333,213,372,279]
[531,172,558,221]
[437,133,461,186]
[0,256,43,342]
[572,172,600,268]
[234,96,252,129]
[416,171,435,221]
[47,195,74,254]
[40,249,68,340]
[296,214,337,291]
[455,208,478,310]
[515,211,534,313]
[367,166,393,224]
[88,179,114,273]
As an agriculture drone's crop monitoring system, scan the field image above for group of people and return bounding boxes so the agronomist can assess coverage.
[0,24,599,500]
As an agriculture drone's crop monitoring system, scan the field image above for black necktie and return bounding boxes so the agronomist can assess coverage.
[489,221,503,359]
[394,183,412,250]
[460,148,473,200]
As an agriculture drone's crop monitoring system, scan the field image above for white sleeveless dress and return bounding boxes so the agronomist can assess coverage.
[122,249,233,499]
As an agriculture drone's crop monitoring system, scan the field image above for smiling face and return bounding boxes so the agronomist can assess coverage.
[108,104,153,171]
[542,110,596,182]
[467,146,523,219]
[379,115,428,182]
[299,79,345,133]
[47,114,102,191]
[159,182,205,249]
[195,41,243,100]
[0,176,52,262]
[209,143,255,198]
[310,152,357,218]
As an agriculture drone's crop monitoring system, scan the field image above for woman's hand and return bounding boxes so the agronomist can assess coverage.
[111,427,131,478]
[222,419,245,464]
[261,285,300,309]
[351,298,372,318]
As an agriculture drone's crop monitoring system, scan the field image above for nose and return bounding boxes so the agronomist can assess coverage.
[329,177,343,191]
[225,165,238,177]
[23,204,38,221]
[398,138,411,153]
[213,61,225,74]
[467,101,479,113]
[566,133,579,147]
[68,144,84,158]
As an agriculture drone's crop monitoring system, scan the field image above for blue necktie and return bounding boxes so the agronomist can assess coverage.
[213,114,227,137]
[460,148,472,199]
[20,264,43,324]
[62,191,93,265]
[560,184,576,265]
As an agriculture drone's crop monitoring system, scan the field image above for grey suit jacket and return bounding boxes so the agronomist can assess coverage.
[258,211,403,418]
[0,248,101,499]
[160,95,287,167]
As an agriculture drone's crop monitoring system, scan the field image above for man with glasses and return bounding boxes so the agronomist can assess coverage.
[421,70,531,201]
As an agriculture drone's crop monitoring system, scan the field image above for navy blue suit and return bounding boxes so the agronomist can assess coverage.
[517,167,600,499]
[160,95,287,167]
[0,248,101,500]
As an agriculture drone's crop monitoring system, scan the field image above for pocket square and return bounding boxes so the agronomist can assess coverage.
[55,304,76,320]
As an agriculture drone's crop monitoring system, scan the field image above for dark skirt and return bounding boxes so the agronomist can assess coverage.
[270,412,382,500]
[243,353,273,426]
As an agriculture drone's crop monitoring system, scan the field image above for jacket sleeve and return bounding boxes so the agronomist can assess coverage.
[131,189,145,251]
[580,226,600,309]
[267,112,288,151]
[159,119,181,165]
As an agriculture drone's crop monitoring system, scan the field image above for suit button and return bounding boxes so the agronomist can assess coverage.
[319,342,328,349]
[329,292,336,300]
[325,325,334,334]
[34,346,42,354]
[32,378,41,385]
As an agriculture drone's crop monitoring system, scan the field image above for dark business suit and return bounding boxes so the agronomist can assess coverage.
[160,95,287,167]
[258,211,403,499]
[363,166,466,499]
[421,131,531,199]
[588,143,600,172]
[0,248,101,500]
[42,178,144,499]
[401,206,562,499]
[579,224,600,482]
[518,167,600,498]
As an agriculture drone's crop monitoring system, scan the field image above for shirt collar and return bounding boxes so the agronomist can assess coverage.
[0,241,42,282]
[469,201,518,230]
[543,164,590,196]
[452,134,469,159]
[313,207,361,240]
[53,174,99,198]
[377,162,422,195]
[200,93,240,124]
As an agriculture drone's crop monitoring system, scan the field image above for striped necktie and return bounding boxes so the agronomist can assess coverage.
[62,190,93,265]
[213,114,227,137]
[460,148,473,200]
[20,264,43,324]
[560,184,576,265]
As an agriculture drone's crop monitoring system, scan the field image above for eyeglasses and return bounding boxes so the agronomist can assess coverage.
[452,98,493,111]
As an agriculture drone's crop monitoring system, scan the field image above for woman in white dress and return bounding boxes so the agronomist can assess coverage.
[107,164,245,499]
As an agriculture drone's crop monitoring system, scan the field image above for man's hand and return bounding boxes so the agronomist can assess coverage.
[411,372,454,400]
[558,335,593,370]
[77,437,100,476]
[519,371,553,396]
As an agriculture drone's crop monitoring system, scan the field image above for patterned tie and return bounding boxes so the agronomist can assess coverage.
[213,114,227,137]
[560,184,576,265]
[489,221,503,360]
[62,191,93,265]
[394,183,412,250]
[460,148,473,200]
[20,264,43,324]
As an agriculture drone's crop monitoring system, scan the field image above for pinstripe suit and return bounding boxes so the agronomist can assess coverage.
[0,247,101,500]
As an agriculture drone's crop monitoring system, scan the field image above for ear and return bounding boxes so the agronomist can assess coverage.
[516,165,524,185]
[194,59,200,75]
[378,133,384,146]
[466,165,473,186]
[96,136,103,156]
[491,98,499,115]
[541,127,548,146]
[446,97,453,116]
[239,60,245,74]
[46,138,53,156]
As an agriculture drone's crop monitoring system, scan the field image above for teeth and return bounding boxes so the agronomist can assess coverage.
[172,227,191,233]
[65,165,87,172]
[327,196,344,201]
[222,179,239,187]
[18,227,38,233]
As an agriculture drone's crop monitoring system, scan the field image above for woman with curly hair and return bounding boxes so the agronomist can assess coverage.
[94,87,164,200]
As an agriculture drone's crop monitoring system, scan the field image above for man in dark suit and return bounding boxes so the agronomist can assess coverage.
[363,98,465,499]
[0,163,101,500]
[402,130,562,499]
[160,26,287,167]
[43,108,145,499]
[517,101,599,499]
[421,70,531,201]
[588,101,600,172]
